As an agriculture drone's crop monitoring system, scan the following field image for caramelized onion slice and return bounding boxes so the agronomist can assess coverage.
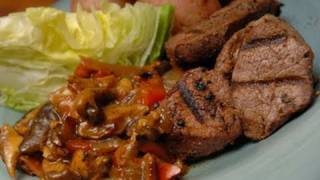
[19,155,43,177]
[14,107,41,136]
[70,150,89,178]
[141,153,158,180]
[69,75,116,92]
[66,137,124,155]
[19,104,60,154]
[104,104,149,134]
[91,137,124,154]
[0,124,23,177]
[77,121,115,139]
[42,159,81,180]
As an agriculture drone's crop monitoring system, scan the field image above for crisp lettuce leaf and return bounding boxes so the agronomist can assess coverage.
[148,4,174,62]
[0,2,173,111]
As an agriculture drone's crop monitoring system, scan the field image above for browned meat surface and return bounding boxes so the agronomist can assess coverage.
[215,15,314,140]
[165,0,281,68]
[163,68,241,160]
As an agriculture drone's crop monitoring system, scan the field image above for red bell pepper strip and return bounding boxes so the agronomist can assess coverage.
[139,141,170,161]
[158,161,181,180]
[136,75,166,107]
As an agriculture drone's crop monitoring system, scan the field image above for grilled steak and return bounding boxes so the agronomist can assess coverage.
[215,15,314,140]
[165,0,281,68]
[163,68,241,160]
[163,15,314,159]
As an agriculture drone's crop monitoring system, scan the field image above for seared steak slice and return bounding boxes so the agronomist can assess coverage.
[177,68,214,123]
[232,81,313,140]
[163,68,241,160]
[165,0,281,68]
[215,15,314,140]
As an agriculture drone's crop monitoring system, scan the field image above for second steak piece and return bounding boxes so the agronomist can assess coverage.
[215,15,314,140]
[163,68,241,160]
[165,0,280,68]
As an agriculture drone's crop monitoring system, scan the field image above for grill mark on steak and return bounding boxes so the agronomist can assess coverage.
[178,80,217,123]
[178,80,205,122]
[177,68,215,123]
[242,35,287,49]
[232,76,310,85]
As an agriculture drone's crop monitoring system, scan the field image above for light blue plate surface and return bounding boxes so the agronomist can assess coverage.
[1,0,320,179]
